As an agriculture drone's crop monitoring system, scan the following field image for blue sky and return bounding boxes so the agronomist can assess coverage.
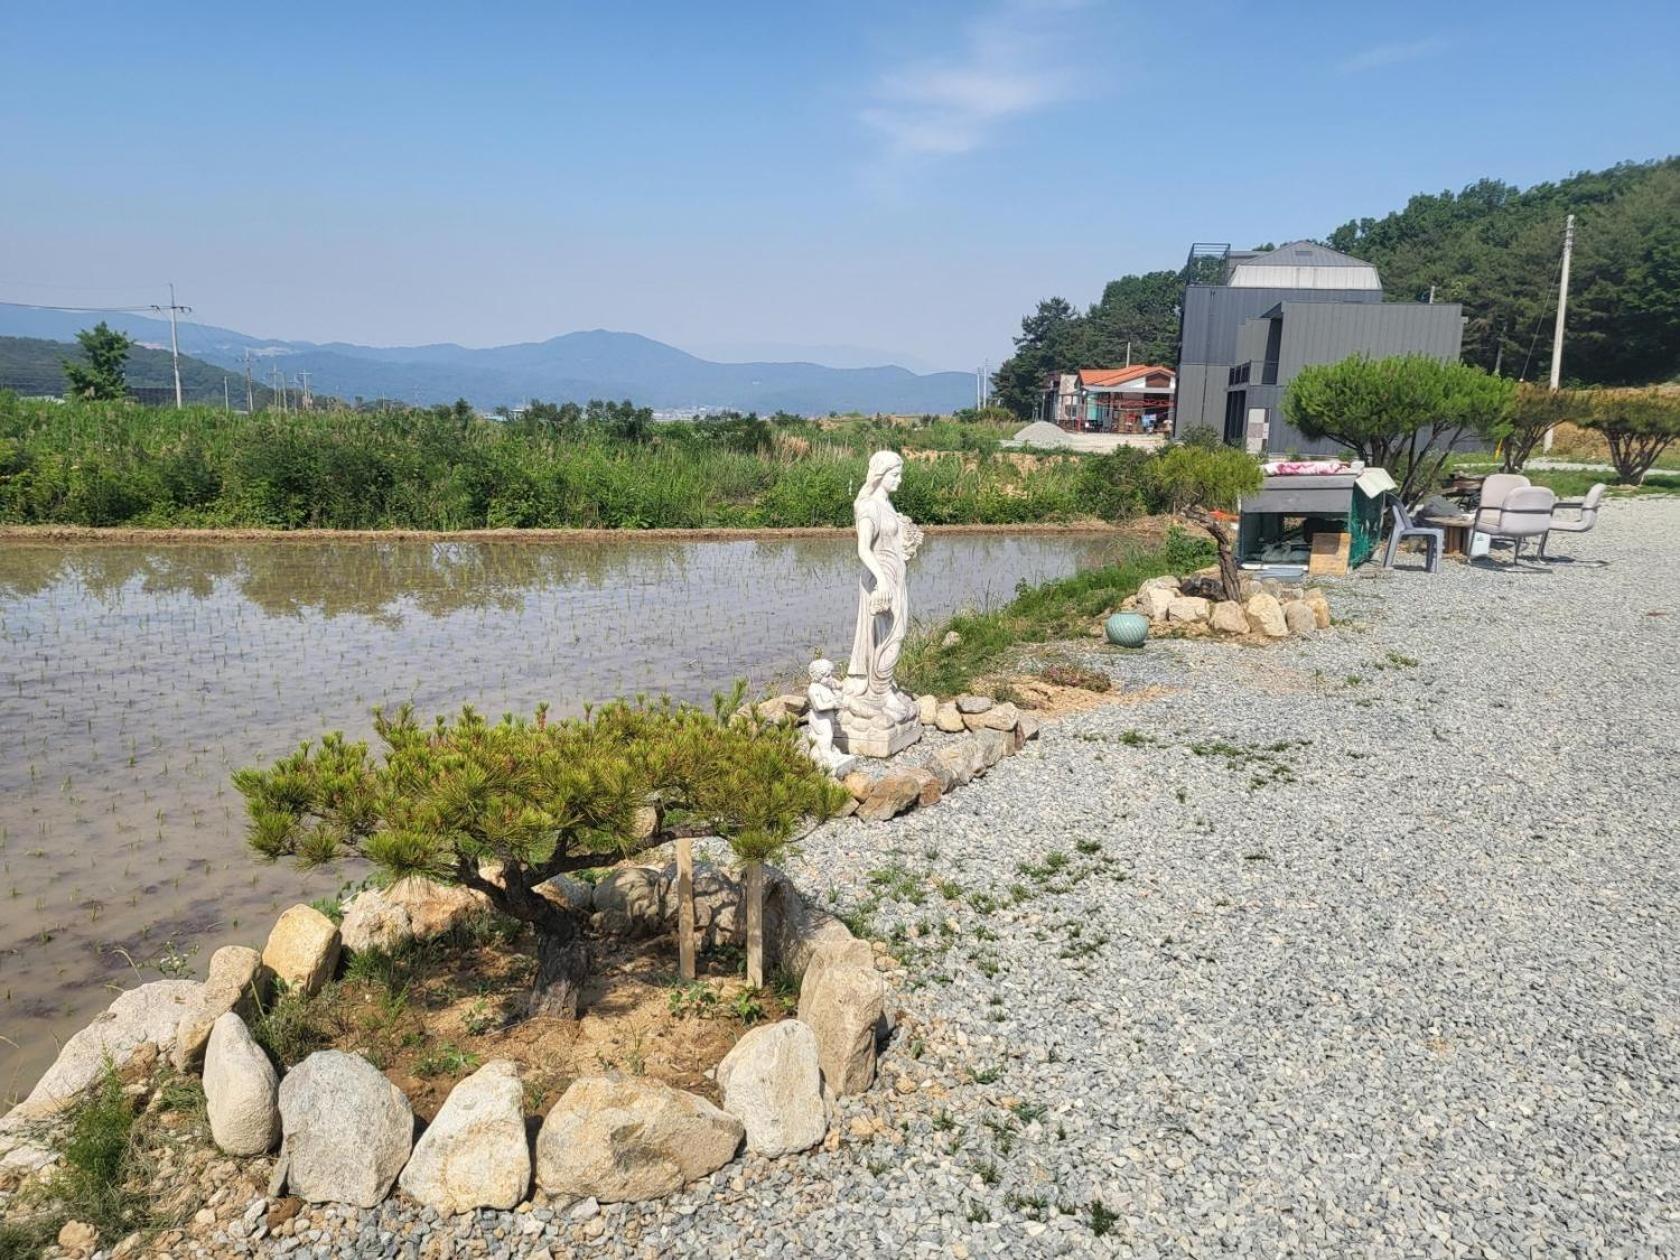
[2,1,1675,370]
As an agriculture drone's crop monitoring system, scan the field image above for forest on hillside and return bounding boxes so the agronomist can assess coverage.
[993,158,1680,416]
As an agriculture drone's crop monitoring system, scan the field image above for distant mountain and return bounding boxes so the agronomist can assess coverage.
[0,334,275,405]
[0,309,975,413]
[685,340,949,375]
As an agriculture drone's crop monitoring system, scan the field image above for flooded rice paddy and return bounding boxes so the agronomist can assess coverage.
[0,531,1116,1099]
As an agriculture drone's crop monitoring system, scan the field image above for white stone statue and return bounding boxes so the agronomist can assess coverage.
[837,450,924,758]
[803,658,857,777]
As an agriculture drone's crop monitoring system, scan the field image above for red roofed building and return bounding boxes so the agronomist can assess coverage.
[1041,365,1175,435]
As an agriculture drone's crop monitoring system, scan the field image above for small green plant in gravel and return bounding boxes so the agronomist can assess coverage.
[666,981,721,1019]
[250,982,331,1068]
[1088,1199,1119,1237]
[415,1041,480,1078]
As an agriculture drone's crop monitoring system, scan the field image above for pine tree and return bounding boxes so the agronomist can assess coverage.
[235,699,847,1017]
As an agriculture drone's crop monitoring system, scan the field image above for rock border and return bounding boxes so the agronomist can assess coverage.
[1,862,892,1226]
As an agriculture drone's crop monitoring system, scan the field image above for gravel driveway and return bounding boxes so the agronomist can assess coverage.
[673,495,1678,1258]
[252,499,1678,1258]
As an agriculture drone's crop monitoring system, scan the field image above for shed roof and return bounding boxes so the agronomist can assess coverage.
[1077,365,1173,388]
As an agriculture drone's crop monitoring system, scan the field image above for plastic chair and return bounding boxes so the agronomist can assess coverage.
[1485,486,1557,561]
[1539,483,1605,558]
[1470,473,1530,535]
[1383,500,1444,573]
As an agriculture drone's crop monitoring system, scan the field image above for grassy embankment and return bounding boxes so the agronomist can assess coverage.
[0,397,1090,530]
[898,529,1215,697]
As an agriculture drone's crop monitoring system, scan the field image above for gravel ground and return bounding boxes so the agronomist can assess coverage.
[219,499,1677,1259]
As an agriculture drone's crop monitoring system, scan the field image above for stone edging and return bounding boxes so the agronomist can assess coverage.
[0,867,893,1223]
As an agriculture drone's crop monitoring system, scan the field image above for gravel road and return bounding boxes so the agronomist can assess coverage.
[236,498,1678,1258]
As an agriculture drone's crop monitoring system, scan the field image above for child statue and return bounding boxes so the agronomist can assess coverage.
[804,658,858,777]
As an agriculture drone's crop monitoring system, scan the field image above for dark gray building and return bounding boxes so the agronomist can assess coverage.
[1174,241,1464,454]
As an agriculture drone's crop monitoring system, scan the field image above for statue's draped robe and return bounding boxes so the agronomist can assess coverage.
[847,497,908,700]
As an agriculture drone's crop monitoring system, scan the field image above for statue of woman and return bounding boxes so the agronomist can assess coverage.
[845,450,922,721]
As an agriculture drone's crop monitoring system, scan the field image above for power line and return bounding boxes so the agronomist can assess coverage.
[0,298,162,313]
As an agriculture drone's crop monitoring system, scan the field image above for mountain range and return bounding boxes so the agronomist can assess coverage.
[0,307,974,414]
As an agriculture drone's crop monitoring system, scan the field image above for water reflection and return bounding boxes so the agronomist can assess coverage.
[0,532,1116,1099]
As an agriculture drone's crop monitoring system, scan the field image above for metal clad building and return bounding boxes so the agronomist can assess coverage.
[1175,241,1465,454]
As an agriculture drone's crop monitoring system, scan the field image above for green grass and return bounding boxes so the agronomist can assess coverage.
[0,395,1097,530]
[898,528,1215,696]
[0,1065,209,1254]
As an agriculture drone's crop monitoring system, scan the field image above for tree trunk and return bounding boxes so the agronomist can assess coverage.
[744,862,764,989]
[530,927,589,1020]
[1187,509,1242,604]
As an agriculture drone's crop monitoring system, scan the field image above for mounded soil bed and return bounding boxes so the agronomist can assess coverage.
[264,919,791,1123]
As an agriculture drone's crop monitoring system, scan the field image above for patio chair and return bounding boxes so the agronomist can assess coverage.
[1470,473,1530,534]
[1482,486,1557,562]
[1538,483,1606,558]
[1382,500,1444,573]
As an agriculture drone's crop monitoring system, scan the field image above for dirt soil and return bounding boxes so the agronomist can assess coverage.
[303,928,789,1123]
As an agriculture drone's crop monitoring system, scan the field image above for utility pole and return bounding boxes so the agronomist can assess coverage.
[298,371,312,410]
[1125,340,1132,368]
[151,284,191,408]
[1543,213,1575,452]
[223,376,230,410]
[1427,285,1435,304]
[244,351,254,413]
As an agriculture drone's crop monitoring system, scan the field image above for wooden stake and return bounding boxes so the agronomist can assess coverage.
[745,861,764,989]
[677,836,696,982]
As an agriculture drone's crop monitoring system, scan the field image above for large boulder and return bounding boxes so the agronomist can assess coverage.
[278,1051,413,1207]
[715,1021,827,1157]
[398,1060,529,1215]
[261,905,341,996]
[762,869,854,980]
[1304,588,1332,629]
[1283,600,1317,636]
[932,738,988,788]
[972,728,1014,770]
[1244,592,1289,639]
[1166,596,1212,624]
[203,1013,279,1156]
[1210,600,1250,636]
[796,940,885,1096]
[591,866,665,937]
[383,876,486,940]
[173,945,267,1070]
[534,1077,743,1203]
[11,980,201,1119]
[963,701,1020,733]
[656,861,745,948]
[1137,585,1177,621]
[533,873,594,915]
[339,890,413,954]
[856,773,921,823]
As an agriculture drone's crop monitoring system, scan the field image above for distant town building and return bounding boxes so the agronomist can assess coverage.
[1174,241,1464,454]
[1040,365,1176,435]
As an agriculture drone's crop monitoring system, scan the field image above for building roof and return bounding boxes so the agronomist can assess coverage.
[1227,241,1380,291]
[1077,365,1173,388]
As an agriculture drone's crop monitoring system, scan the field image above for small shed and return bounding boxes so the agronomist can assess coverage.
[1237,464,1394,572]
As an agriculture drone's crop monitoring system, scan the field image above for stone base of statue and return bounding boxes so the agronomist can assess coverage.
[836,703,922,759]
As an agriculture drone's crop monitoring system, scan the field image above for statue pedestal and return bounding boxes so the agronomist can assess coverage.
[836,706,922,759]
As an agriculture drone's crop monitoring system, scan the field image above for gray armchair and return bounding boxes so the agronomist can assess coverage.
[1539,483,1606,558]
[1480,486,1557,562]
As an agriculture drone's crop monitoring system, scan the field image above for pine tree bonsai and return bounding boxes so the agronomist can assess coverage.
[235,699,847,1018]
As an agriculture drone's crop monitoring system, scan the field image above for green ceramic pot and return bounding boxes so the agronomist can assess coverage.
[1104,612,1149,648]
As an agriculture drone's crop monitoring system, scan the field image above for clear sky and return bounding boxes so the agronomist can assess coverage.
[2,1,1675,371]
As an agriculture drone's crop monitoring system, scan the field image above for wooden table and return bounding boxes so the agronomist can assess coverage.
[1423,512,1476,557]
